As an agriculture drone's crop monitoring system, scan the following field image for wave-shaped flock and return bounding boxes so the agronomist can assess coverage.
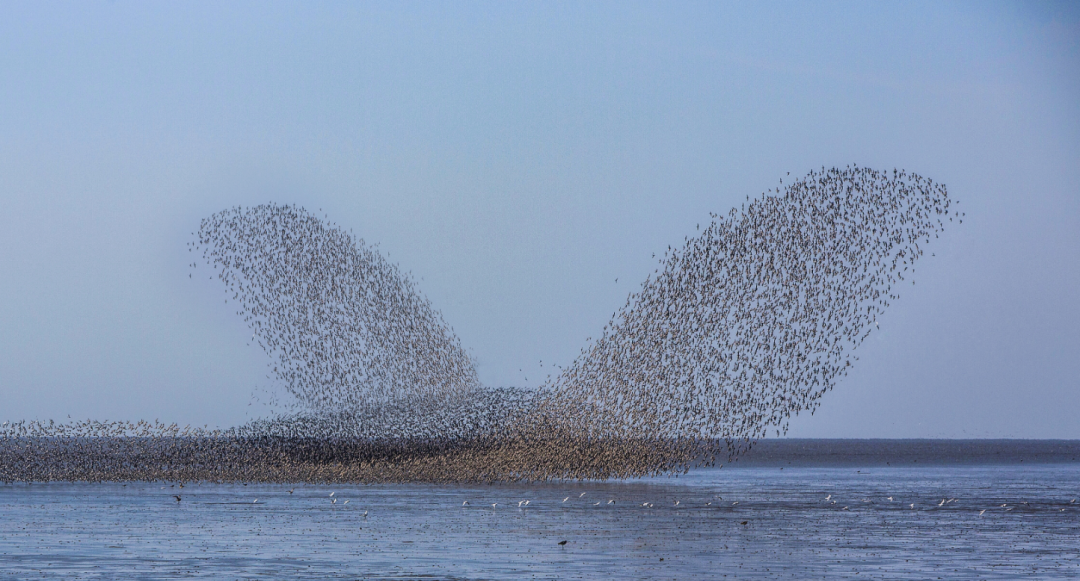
[1,166,961,482]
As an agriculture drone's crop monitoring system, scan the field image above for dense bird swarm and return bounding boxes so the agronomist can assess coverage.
[1,166,962,483]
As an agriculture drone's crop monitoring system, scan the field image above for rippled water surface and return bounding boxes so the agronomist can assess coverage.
[2,464,1079,580]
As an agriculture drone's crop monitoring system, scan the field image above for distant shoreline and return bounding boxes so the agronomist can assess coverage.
[727,439,1080,467]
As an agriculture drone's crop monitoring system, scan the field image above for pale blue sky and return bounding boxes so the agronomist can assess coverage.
[1,1,1077,436]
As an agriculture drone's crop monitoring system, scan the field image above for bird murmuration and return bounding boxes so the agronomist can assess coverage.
[0,166,961,483]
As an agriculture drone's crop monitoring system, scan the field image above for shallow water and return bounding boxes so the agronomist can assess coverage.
[2,464,1079,580]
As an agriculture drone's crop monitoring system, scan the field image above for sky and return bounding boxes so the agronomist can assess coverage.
[1,1,1077,437]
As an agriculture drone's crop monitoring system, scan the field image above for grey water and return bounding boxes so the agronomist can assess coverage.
[2,441,1079,580]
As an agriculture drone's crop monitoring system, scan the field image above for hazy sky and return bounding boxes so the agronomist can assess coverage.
[1,1,1077,437]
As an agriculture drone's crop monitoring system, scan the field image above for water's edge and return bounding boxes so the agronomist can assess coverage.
[730,438,1080,467]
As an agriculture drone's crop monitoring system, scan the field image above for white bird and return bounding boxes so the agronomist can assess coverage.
[825,495,831,501]
[579,493,586,498]
[593,502,600,506]
[462,501,469,506]
[518,500,525,507]
[329,492,335,497]
[332,499,337,504]
[607,500,615,505]
[979,509,986,516]
[362,510,368,517]
[253,499,258,504]
[886,497,893,501]
[938,499,946,507]
[909,504,914,509]
[491,503,498,509]
[563,497,570,503]
[343,500,349,505]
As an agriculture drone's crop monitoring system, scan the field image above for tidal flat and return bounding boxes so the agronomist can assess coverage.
[2,457,1078,580]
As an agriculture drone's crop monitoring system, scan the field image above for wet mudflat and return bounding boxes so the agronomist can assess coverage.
[2,464,1078,580]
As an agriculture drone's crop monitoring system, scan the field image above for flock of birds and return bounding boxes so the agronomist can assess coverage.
[0,166,961,483]
[156,488,1077,516]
